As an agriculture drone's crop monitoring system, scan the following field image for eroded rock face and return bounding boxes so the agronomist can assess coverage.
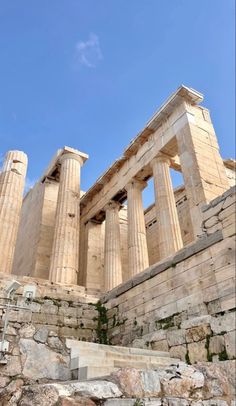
[158,363,204,399]
[111,364,204,399]
[195,360,236,399]
[19,384,59,406]
[19,338,71,381]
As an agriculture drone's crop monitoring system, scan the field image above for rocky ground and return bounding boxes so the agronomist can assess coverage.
[0,360,235,406]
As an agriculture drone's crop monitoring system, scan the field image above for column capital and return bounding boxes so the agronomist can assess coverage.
[125,178,147,192]
[104,200,122,212]
[60,152,87,166]
[151,154,171,167]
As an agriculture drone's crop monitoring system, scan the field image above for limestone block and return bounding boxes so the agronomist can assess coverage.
[188,341,208,363]
[186,325,211,343]
[181,316,211,329]
[34,326,49,343]
[59,306,77,318]
[19,338,71,380]
[41,303,59,314]
[210,312,235,334]
[225,331,236,358]
[202,201,224,221]
[204,216,218,228]
[169,344,187,362]
[166,329,186,346]
[151,340,169,352]
[209,335,225,355]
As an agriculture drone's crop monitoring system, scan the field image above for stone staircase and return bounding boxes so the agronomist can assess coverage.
[66,339,180,380]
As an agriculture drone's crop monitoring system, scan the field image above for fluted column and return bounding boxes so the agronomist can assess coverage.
[49,152,86,284]
[104,201,123,291]
[0,150,28,274]
[151,154,183,260]
[125,179,149,277]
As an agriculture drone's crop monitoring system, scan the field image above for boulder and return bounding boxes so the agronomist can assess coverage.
[19,338,71,381]
[19,384,59,406]
[158,362,204,399]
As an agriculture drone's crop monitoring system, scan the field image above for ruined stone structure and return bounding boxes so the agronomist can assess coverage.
[0,86,235,405]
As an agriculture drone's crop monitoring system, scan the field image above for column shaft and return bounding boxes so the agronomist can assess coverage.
[104,201,122,291]
[0,150,28,274]
[49,153,83,284]
[126,180,149,277]
[152,155,183,260]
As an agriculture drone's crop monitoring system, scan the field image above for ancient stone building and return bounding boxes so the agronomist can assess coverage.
[2,85,233,291]
[0,86,235,405]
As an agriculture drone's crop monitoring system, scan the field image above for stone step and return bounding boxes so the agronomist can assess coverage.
[66,339,170,358]
[66,339,180,380]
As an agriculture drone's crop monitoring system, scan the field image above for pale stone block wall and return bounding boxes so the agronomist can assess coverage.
[102,186,236,364]
[0,274,99,385]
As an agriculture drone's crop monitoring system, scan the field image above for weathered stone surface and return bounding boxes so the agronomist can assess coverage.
[0,376,10,388]
[196,360,236,398]
[224,331,236,358]
[48,336,64,351]
[0,355,22,377]
[141,370,162,396]
[158,363,204,399]
[0,378,24,404]
[63,380,122,400]
[19,324,36,338]
[185,325,211,343]
[209,335,225,355]
[151,339,169,352]
[111,368,143,398]
[210,313,235,334]
[188,341,208,364]
[19,384,59,406]
[166,329,186,346]
[192,401,228,405]
[169,344,187,361]
[19,339,71,380]
[59,396,97,406]
[163,399,190,406]
[181,316,211,330]
[33,326,49,343]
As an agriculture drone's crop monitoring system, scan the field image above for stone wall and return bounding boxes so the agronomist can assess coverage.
[102,186,236,365]
[0,274,99,386]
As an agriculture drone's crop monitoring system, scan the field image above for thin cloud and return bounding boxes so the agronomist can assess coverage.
[75,33,103,68]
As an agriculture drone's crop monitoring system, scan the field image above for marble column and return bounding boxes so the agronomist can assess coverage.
[49,152,86,284]
[0,150,28,274]
[104,201,123,291]
[151,154,183,259]
[125,179,149,277]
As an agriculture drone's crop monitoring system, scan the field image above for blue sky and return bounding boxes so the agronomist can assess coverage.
[0,0,235,207]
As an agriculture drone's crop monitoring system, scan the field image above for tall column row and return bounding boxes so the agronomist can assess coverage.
[102,154,183,291]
